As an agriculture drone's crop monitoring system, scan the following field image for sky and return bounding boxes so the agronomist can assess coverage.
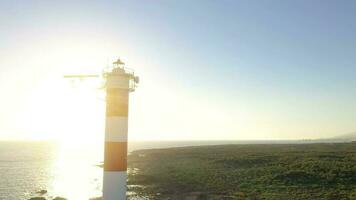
[1,0,356,141]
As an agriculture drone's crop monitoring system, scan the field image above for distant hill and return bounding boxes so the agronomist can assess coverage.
[334,132,356,141]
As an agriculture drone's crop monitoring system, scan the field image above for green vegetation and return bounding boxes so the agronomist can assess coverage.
[128,143,356,200]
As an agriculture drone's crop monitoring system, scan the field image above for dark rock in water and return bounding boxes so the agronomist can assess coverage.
[28,196,67,200]
[28,197,46,200]
[53,197,67,200]
[36,189,47,195]
[89,197,102,200]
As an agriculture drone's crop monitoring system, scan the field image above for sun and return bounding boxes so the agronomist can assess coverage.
[20,76,106,144]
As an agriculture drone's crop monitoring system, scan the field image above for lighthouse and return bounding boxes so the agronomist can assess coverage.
[64,58,139,200]
[103,59,138,200]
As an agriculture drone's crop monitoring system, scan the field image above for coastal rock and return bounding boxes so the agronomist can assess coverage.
[89,197,102,200]
[28,197,46,200]
[36,190,47,195]
[53,197,67,200]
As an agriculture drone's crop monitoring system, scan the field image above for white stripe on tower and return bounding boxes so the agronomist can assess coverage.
[105,117,129,142]
[103,171,127,199]
[103,68,131,200]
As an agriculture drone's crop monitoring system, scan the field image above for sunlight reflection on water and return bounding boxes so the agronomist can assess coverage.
[49,142,104,199]
[45,142,147,200]
[0,141,148,200]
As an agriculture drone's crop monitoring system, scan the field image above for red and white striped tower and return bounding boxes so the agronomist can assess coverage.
[64,58,138,199]
[103,59,138,200]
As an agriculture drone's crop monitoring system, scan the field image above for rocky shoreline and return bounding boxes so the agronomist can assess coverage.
[27,189,68,200]
[29,196,67,200]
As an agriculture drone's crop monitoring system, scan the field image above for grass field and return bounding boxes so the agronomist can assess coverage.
[128,143,356,200]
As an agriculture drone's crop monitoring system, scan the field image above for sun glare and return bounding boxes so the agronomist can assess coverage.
[7,33,124,143]
[19,75,105,144]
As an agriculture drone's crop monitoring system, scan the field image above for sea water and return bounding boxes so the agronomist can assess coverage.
[0,141,103,200]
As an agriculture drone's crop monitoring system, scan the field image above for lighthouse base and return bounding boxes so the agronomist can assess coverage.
[103,171,127,200]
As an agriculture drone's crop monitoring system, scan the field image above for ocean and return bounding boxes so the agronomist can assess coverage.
[0,140,330,200]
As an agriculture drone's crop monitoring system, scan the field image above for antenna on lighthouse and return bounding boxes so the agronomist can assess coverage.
[113,58,125,66]
[64,57,139,200]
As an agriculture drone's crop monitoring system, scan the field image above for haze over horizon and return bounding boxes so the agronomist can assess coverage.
[1,0,356,142]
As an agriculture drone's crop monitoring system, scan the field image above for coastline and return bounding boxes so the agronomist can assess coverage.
[14,142,356,200]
